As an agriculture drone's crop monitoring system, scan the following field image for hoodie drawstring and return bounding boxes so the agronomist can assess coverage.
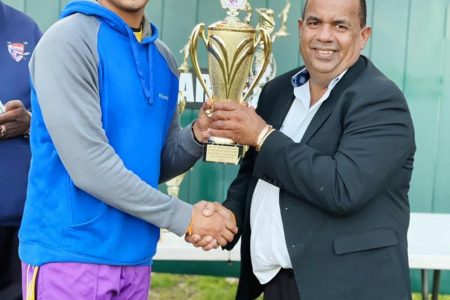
[127,29,153,104]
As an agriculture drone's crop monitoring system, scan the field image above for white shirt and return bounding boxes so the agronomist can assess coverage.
[250,69,347,284]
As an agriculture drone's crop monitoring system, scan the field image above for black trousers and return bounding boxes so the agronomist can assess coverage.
[0,226,22,300]
[263,269,301,300]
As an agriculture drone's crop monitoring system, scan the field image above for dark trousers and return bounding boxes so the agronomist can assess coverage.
[0,227,22,300]
[263,269,301,300]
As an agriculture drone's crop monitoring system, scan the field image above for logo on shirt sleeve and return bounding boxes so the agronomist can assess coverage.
[7,42,30,62]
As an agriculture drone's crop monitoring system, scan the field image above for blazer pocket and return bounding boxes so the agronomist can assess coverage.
[333,228,398,255]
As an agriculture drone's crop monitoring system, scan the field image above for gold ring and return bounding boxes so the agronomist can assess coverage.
[0,125,6,137]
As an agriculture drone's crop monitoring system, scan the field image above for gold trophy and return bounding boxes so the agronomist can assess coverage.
[190,0,272,165]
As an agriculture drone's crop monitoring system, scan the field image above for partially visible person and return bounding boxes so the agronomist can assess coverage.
[18,0,236,299]
[0,2,41,300]
[188,0,416,299]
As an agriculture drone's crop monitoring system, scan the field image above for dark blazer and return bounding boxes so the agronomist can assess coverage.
[224,56,416,300]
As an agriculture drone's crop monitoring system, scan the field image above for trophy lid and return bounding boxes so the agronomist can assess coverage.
[211,0,254,32]
[209,19,254,32]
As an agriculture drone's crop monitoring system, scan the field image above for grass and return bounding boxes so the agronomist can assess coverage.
[150,273,450,300]
[412,296,450,300]
[150,273,250,300]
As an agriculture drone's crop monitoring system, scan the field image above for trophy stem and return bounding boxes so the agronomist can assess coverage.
[225,15,240,22]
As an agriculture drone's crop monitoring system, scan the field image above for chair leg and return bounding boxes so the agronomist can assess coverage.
[421,269,429,300]
[431,270,441,300]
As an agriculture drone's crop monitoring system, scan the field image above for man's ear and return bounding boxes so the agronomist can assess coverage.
[298,18,304,32]
[360,26,372,50]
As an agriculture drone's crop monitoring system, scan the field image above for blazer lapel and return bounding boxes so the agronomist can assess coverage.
[301,95,336,143]
[301,56,368,143]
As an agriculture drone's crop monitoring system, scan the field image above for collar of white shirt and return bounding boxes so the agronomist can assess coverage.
[291,68,348,110]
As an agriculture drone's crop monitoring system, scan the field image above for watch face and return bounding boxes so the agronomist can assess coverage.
[221,0,247,10]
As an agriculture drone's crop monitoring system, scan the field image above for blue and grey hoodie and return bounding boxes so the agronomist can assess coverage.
[19,0,202,266]
[0,1,41,226]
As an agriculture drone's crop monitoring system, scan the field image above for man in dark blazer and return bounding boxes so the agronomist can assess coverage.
[187,0,415,299]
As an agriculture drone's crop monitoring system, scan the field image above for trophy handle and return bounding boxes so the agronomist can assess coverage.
[242,28,272,102]
[189,23,212,100]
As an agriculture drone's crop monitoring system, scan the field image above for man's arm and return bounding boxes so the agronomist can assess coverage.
[253,87,415,215]
[159,101,212,183]
[210,84,415,216]
[158,112,202,183]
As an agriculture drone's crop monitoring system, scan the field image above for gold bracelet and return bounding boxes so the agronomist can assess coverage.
[256,128,275,152]
[186,208,195,236]
[256,125,272,149]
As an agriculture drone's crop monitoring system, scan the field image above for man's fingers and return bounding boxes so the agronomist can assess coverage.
[200,130,210,141]
[209,128,235,140]
[202,239,219,251]
[210,119,239,131]
[220,228,235,243]
[202,202,217,217]
[217,236,228,247]
[216,207,238,234]
[185,234,201,245]
[0,122,22,139]
[4,100,23,111]
[213,101,241,111]
[210,109,238,121]
[194,236,214,248]
[203,99,214,108]
[0,113,11,123]
[185,234,217,250]
[201,202,229,217]
[200,100,214,117]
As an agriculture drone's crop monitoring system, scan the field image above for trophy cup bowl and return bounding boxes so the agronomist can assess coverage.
[189,2,272,164]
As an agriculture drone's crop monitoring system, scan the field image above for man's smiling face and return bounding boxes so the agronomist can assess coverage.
[299,0,371,83]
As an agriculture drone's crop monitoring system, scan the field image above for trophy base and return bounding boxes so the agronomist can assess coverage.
[203,141,244,165]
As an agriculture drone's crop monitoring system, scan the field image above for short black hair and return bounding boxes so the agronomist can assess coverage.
[302,0,367,28]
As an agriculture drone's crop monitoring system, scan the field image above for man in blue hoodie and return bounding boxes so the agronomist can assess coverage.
[19,0,237,299]
[0,2,41,300]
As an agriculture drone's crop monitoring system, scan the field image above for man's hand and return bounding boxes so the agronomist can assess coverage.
[185,201,238,250]
[209,102,267,146]
[192,99,214,142]
[0,100,31,139]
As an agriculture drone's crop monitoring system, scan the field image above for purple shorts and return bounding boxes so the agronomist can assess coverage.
[22,262,151,300]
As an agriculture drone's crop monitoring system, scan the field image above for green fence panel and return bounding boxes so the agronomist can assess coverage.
[433,4,450,212]
[403,0,448,212]
[144,0,163,33]
[25,0,60,30]
[2,0,24,11]
[369,0,410,88]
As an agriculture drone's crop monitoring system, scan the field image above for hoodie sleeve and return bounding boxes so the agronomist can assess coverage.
[154,40,203,183]
[29,13,192,236]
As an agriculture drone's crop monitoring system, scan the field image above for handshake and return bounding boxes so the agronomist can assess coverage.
[185,201,238,251]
